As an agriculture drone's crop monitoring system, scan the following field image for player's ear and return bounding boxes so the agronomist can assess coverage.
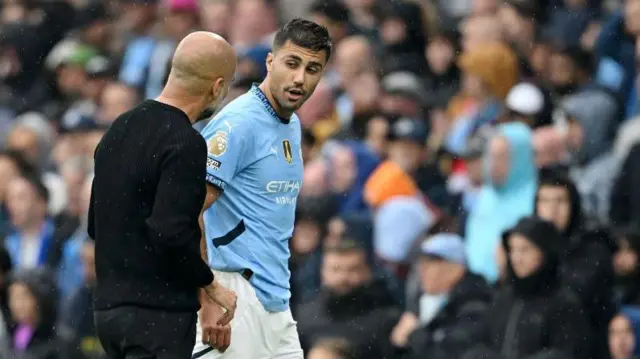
[266,52,273,73]
[212,77,224,99]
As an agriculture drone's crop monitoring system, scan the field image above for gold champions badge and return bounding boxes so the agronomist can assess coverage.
[208,131,228,156]
[282,140,293,164]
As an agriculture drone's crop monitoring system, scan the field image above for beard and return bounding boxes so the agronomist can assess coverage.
[194,107,216,124]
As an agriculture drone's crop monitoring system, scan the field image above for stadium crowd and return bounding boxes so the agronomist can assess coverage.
[2,0,640,358]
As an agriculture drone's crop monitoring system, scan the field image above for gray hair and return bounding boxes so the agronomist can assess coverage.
[12,112,56,168]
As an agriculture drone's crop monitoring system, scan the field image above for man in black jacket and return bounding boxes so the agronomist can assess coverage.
[390,233,492,359]
[89,32,238,359]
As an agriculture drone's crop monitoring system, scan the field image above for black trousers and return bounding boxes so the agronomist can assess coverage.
[94,306,197,359]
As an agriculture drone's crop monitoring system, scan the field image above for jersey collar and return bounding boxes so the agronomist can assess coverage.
[250,84,291,124]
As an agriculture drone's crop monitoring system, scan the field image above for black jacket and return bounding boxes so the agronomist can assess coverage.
[467,217,592,359]
[405,272,492,359]
[297,279,401,359]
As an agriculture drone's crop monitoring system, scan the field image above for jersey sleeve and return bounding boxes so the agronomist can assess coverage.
[201,113,250,190]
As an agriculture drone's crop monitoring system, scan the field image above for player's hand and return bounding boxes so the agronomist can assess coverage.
[200,298,232,352]
[203,280,237,325]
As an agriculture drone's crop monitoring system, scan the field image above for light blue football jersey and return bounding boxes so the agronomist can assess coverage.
[201,85,303,312]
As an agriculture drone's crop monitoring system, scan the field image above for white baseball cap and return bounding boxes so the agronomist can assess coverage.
[505,82,544,116]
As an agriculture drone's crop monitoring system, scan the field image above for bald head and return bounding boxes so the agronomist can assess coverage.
[169,31,237,95]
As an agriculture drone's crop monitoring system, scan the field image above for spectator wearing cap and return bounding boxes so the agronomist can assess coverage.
[466,123,537,283]
[380,72,427,120]
[466,216,591,359]
[502,82,545,128]
[390,233,491,359]
[386,117,450,207]
[296,240,399,359]
[445,42,519,156]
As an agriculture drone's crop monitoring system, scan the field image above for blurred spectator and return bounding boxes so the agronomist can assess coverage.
[535,172,616,357]
[467,216,591,359]
[459,14,504,53]
[502,82,545,127]
[609,313,637,359]
[497,0,539,77]
[423,27,461,111]
[59,238,104,359]
[378,1,427,75]
[96,82,140,125]
[307,338,356,359]
[546,0,596,47]
[309,0,352,46]
[0,247,13,348]
[297,240,399,359]
[199,0,231,37]
[364,160,438,278]
[380,72,426,120]
[466,123,536,283]
[0,150,34,238]
[4,173,58,270]
[392,234,491,359]
[328,141,379,214]
[229,0,279,51]
[445,42,518,155]
[1,269,67,359]
[611,142,640,229]
[613,229,640,305]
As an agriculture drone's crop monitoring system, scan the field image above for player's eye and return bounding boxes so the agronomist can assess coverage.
[306,67,319,75]
[286,61,298,69]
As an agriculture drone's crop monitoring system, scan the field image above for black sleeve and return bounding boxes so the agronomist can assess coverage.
[87,177,95,240]
[145,132,213,287]
[548,293,591,359]
[609,144,639,226]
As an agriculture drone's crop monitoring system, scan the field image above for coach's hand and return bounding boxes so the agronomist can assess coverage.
[204,280,237,325]
[200,299,232,352]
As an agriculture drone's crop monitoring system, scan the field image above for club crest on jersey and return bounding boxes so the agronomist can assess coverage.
[208,131,228,156]
[282,140,293,164]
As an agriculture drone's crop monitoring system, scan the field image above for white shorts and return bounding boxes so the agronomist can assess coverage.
[192,270,303,359]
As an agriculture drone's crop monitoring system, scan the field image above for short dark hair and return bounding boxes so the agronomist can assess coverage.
[309,0,349,23]
[273,18,333,61]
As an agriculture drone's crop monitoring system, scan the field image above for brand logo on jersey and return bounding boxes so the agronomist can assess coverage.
[208,131,228,156]
[282,140,293,164]
[266,180,301,193]
[207,158,221,170]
